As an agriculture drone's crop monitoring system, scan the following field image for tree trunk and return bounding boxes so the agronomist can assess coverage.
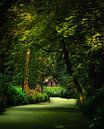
[89,60,97,89]
[89,52,99,91]
[89,49,104,91]
[61,40,83,95]
[23,47,30,91]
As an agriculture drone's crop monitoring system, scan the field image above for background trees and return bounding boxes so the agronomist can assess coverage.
[0,1,104,126]
[0,0,103,96]
[0,0,103,90]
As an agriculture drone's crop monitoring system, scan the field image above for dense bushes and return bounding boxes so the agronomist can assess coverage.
[0,74,7,113]
[27,90,49,103]
[6,85,49,106]
[61,88,77,98]
[43,86,77,98]
[82,87,104,129]
[6,85,28,106]
[43,86,66,97]
[0,78,49,114]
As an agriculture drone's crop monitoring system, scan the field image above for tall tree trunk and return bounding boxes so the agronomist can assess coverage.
[61,40,83,95]
[23,47,30,91]
[101,49,104,88]
[89,59,97,89]
[89,50,104,91]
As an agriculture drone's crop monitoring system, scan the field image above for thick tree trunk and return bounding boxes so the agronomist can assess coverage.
[89,60,97,89]
[101,50,104,88]
[61,40,83,95]
[23,47,30,91]
[89,50,104,91]
[89,52,99,91]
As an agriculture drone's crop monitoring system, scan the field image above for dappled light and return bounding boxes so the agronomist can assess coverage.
[0,0,104,129]
[0,98,89,129]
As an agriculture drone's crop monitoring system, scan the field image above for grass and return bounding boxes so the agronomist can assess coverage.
[0,97,89,129]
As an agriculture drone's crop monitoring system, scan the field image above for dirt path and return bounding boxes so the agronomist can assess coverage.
[0,97,89,129]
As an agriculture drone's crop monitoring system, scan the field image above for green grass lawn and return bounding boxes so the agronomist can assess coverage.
[0,97,89,129]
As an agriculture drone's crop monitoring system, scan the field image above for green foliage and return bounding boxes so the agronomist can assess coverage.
[43,86,77,98]
[0,74,7,96]
[0,97,6,114]
[61,88,77,99]
[86,32,103,51]
[6,85,28,106]
[0,2,104,128]
[28,92,49,103]
[91,106,104,129]
[5,84,49,106]
[56,15,78,37]
[81,88,104,129]
[43,86,66,97]
[26,89,49,103]
[1,81,49,107]
[0,74,8,113]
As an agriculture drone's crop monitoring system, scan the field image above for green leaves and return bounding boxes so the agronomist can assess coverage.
[56,15,77,37]
[1,0,104,98]
[86,33,103,51]
[18,35,27,41]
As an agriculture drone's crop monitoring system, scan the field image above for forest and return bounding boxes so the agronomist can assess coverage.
[0,0,104,129]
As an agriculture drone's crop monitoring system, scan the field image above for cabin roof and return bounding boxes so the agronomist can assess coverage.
[44,76,58,83]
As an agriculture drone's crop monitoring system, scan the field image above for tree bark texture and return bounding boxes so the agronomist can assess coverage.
[61,40,83,94]
[89,59,97,89]
[23,47,30,91]
[89,51,104,90]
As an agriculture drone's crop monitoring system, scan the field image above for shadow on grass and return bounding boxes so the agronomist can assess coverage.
[0,98,89,129]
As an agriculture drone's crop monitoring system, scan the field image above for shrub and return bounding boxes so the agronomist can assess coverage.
[6,84,49,106]
[6,84,28,106]
[91,106,104,129]
[61,88,77,98]
[82,96,96,117]
[43,86,77,98]
[34,92,49,102]
[27,90,49,103]
[82,87,104,129]
[43,86,66,97]
[0,74,7,113]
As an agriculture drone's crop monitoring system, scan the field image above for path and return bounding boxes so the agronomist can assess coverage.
[0,97,89,129]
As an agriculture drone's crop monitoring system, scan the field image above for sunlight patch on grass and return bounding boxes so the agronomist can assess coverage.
[0,98,89,129]
[50,97,77,104]
[12,98,77,110]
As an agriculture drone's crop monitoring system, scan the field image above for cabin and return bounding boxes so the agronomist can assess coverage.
[44,76,59,87]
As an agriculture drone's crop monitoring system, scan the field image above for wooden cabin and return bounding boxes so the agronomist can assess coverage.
[45,76,59,87]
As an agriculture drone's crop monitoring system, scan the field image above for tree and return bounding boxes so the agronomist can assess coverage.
[1,0,103,98]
